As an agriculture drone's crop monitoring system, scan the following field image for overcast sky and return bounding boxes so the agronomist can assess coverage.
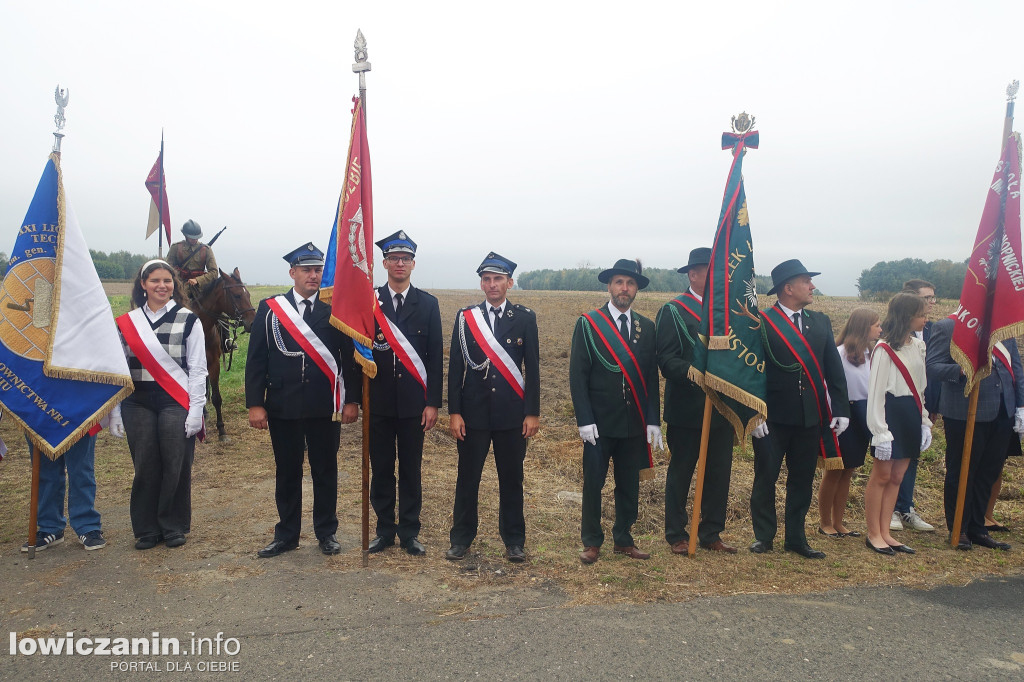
[1,1,1022,295]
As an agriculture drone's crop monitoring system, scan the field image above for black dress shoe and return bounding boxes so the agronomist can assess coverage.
[258,539,299,558]
[952,533,973,551]
[969,533,1011,551]
[817,527,841,538]
[445,544,469,561]
[889,543,915,554]
[749,540,773,554]
[507,545,527,563]
[402,537,426,556]
[865,538,895,555]
[985,523,1010,533]
[135,535,162,550]
[367,536,395,553]
[785,544,826,559]
[164,534,187,548]
[319,535,341,555]
[842,530,863,538]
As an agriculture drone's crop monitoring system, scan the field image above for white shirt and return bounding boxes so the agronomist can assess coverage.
[867,336,931,445]
[140,300,208,412]
[688,287,703,303]
[388,284,411,312]
[608,302,631,332]
[291,288,318,313]
[776,302,803,331]
[838,344,871,402]
[486,299,507,329]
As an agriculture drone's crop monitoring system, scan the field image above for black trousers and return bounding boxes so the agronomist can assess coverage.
[581,434,644,548]
[369,414,424,542]
[450,427,526,547]
[750,422,819,548]
[665,423,734,546]
[943,414,1011,538]
[123,392,195,542]
[268,417,340,544]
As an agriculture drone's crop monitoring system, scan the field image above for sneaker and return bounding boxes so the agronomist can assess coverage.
[900,508,936,532]
[889,511,904,531]
[79,530,107,551]
[20,531,65,553]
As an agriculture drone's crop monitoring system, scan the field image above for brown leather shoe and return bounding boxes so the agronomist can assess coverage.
[669,539,689,555]
[700,540,738,554]
[579,546,600,564]
[613,545,651,560]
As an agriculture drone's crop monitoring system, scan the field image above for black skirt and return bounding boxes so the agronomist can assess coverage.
[838,399,869,469]
[870,394,920,461]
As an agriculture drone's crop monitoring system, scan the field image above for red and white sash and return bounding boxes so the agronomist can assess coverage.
[994,342,1015,378]
[116,308,190,410]
[462,306,525,399]
[373,295,428,395]
[266,295,344,414]
[117,308,206,441]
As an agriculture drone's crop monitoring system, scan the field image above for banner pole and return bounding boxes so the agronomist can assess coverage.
[158,130,165,259]
[27,443,41,559]
[950,385,980,547]
[352,29,372,568]
[687,395,714,556]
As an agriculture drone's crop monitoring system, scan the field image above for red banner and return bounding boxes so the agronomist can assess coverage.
[329,97,376,376]
[145,151,171,242]
[950,132,1024,394]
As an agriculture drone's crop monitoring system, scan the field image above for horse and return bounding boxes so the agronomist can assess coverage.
[188,268,256,441]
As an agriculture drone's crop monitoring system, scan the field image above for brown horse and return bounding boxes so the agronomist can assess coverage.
[188,268,256,441]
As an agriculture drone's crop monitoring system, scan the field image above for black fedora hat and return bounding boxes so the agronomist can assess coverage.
[598,258,650,290]
[766,259,820,296]
[677,247,712,274]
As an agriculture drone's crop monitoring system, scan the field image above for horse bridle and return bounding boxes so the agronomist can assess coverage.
[192,277,256,371]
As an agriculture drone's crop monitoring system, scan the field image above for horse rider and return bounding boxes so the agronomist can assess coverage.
[168,219,219,291]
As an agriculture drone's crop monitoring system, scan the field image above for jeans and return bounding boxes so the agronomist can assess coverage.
[28,434,101,536]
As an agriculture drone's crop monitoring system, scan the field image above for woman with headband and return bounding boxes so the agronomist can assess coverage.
[109,259,208,549]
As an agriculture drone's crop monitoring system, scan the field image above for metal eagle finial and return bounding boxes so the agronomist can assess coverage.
[52,84,69,153]
[353,29,371,73]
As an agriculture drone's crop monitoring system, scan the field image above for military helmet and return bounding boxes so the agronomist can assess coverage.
[182,219,203,239]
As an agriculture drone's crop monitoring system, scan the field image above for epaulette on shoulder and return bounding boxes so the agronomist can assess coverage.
[511,303,534,314]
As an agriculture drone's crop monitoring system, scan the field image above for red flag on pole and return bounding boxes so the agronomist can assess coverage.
[145,149,171,243]
[950,132,1024,393]
[329,97,376,376]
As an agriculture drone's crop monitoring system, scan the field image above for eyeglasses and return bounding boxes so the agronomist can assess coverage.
[385,256,413,264]
[920,295,936,303]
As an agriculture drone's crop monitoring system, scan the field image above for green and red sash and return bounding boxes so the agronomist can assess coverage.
[667,292,702,346]
[760,305,843,468]
[581,307,654,469]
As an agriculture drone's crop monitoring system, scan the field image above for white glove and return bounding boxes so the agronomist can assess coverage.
[185,408,204,438]
[830,417,850,437]
[921,425,933,451]
[874,440,892,460]
[752,420,769,439]
[109,408,125,439]
[647,425,664,451]
[1015,407,1024,435]
[578,424,599,446]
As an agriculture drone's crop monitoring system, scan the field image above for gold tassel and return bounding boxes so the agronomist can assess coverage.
[818,456,846,471]
[707,335,731,350]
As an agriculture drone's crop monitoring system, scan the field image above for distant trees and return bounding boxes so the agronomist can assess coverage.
[517,267,689,292]
[857,258,967,300]
[89,250,153,280]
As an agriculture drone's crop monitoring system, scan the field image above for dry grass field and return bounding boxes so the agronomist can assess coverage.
[1,288,1022,605]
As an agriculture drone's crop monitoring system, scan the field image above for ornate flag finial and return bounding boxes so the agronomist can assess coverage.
[52,84,69,153]
[731,111,755,134]
[1008,80,1020,102]
[353,29,371,74]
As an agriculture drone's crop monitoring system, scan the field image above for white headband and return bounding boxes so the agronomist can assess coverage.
[140,259,172,275]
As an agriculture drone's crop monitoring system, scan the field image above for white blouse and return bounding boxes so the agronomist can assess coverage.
[838,345,871,402]
[867,336,931,445]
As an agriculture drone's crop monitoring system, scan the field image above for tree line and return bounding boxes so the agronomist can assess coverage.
[856,258,967,300]
[0,250,153,280]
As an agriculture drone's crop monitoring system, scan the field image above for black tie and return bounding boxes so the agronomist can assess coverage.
[395,293,404,316]
[490,306,501,333]
[792,312,801,333]
[619,313,629,340]
[302,299,312,323]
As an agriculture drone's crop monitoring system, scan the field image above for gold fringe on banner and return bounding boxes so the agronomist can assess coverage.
[818,455,846,471]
